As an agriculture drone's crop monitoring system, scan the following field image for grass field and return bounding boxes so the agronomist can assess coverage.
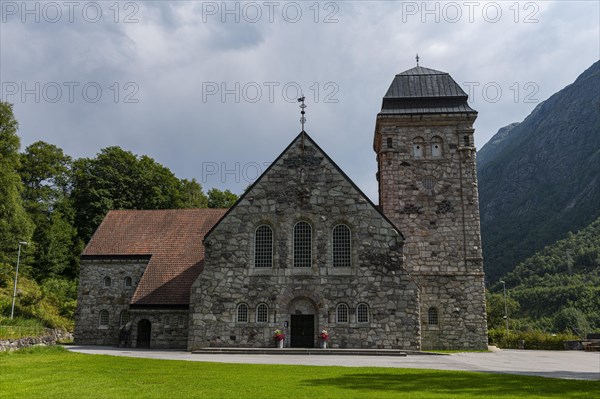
[0,346,598,399]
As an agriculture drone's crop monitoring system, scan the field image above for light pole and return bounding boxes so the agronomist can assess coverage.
[499,280,509,340]
[10,241,28,319]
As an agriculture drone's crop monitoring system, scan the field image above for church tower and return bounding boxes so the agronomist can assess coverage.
[374,65,488,350]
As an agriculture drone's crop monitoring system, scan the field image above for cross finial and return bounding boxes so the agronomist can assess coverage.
[297,96,306,131]
[416,53,420,66]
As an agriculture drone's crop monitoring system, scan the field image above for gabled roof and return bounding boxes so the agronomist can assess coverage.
[204,131,404,241]
[82,209,227,306]
[380,65,476,115]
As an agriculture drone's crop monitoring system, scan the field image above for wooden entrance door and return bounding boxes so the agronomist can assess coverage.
[290,315,314,348]
[137,319,151,348]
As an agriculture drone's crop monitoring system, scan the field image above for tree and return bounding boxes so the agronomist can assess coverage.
[486,291,520,330]
[553,307,590,337]
[0,101,33,269]
[179,178,208,208]
[19,141,77,280]
[71,147,188,241]
[207,188,238,208]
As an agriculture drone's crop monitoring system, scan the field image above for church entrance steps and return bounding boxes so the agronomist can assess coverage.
[191,348,440,356]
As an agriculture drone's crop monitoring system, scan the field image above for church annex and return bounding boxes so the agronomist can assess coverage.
[75,66,488,351]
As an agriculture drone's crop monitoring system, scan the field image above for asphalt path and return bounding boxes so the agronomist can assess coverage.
[66,346,600,381]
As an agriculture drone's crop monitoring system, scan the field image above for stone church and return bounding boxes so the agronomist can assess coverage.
[75,66,488,351]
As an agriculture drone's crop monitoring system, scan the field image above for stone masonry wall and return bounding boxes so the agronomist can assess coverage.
[188,134,421,351]
[74,258,148,346]
[375,113,488,350]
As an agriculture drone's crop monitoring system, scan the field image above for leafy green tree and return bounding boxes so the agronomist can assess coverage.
[71,147,188,241]
[207,188,238,208]
[0,101,33,269]
[19,141,78,280]
[553,307,591,337]
[179,178,208,208]
[486,291,520,330]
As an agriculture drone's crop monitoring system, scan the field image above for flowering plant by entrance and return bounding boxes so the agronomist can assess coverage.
[273,329,286,341]
[319,329,329,341]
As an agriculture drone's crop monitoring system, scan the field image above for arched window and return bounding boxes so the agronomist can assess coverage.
[294,221,312,268]
[99,310,109,327]
[431,136,443,158]
[124,276,132,287]
[386,137,393,149]
[357,303,369,323]
[336,303,349,323]
[413,137,424,158]
[120,310,129,327]
[254,225,273,268]
[103,276,111,287]
[178,316,185,327]
[332,224,351,268]
[164,316,170,328]
[237,303,249,323]
[256,303,268,323]
[428,307,438,325]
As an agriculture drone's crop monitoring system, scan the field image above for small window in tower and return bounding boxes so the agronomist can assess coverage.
[422,176,437,190]
[431,136,443,158]
[386,137,393,149]
[413,137,424,158]
[463,135,470,146]
[428,307,438,325]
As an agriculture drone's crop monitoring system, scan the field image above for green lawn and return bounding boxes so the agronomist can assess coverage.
[0,346,597,399]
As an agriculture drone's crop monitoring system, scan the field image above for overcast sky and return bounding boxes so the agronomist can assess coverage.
[1,1,598,201]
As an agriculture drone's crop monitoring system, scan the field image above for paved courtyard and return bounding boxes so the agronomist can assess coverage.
[66,346,600,381]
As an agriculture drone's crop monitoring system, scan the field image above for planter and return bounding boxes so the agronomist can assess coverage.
[278,339,284,349]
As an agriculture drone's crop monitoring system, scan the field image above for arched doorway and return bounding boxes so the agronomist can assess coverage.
[288,298,316,348]
[137,319,151,348]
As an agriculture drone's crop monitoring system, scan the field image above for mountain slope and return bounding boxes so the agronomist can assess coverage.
[496,216,600,329]
[477,61,600,282]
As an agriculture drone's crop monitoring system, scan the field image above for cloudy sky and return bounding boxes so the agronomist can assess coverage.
[1,1,598,200]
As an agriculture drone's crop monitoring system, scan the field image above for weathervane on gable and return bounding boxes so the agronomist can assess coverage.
[298,96,306,131]
[416,53,420,67]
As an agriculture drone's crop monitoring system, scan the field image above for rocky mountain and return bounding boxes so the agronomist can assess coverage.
[477,61,600,283]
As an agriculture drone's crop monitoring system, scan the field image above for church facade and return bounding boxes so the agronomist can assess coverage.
[75,66,488,351]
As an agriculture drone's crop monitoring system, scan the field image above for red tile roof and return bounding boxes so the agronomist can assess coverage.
[82,209,227,306]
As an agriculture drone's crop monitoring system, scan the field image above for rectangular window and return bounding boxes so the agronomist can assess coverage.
[294,222,312,268]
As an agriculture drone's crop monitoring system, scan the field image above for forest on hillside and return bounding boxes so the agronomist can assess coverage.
[487,216,600,336]
[0,101,238,328]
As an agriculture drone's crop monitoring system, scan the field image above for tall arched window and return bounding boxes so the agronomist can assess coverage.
[237,303,249,323]
[386,137,393,148]
[431,136,443,158]
[413,137,424,158]
[357,303,369,323]
[254,225,273,268]
[120,310,129,327]
[103,276,111,287]
[332,224,351,267]
[428,307,438,325]
[294,221,312,268]
[336,303,349,323]
[256,303,268,323]
[99,310,109,327]
[124,276,132,287]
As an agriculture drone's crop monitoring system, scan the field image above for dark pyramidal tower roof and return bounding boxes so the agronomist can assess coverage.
[380,66,477,115]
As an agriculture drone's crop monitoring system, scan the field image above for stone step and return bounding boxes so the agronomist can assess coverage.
[192,347,412,356]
